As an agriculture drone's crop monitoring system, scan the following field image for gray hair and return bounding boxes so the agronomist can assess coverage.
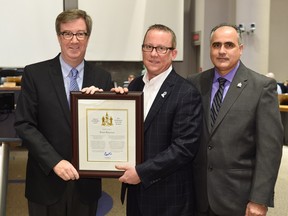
[210,23,242,45]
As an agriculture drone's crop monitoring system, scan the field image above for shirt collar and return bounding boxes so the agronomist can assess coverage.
[142,65,173,85]
[213,61,240,83]
[59,54,84,78]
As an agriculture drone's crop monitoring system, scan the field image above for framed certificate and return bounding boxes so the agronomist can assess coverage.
[71,92,143,178]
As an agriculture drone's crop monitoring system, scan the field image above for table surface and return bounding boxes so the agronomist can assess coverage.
[280,105,288,112]
[0,86,21,91]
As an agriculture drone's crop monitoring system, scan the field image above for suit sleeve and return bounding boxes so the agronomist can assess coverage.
[249,78,283,206]
[14,66,63,175]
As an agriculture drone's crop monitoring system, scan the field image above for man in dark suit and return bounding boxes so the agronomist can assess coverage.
[115,24,202,216]
[14,9,112,216]
[188,24,283,216]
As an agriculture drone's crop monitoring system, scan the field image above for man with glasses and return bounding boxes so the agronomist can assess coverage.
[14,9,113,216]
[116,24,202,216]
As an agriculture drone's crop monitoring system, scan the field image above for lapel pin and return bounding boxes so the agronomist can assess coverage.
[161,91,167,98]
[237,82,242,88]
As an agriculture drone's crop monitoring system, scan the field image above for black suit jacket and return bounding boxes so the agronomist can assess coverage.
[14,54,112,205]
[127,69,202,216]
[188,62,283,215]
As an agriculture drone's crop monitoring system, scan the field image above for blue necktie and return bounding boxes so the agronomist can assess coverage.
[68,68,79,106]
[211,77,226,127]
[69,68,79,91]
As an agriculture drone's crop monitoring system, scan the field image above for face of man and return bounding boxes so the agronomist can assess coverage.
[57,18,89,67]
[210,26,243,76]
[142,29,177,80]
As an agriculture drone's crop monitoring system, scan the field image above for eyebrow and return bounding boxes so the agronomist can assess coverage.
[211,41,236,45]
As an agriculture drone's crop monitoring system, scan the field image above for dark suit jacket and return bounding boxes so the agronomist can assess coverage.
[127,69,202,216]
[14,54,112,205]
[188,62,283,216]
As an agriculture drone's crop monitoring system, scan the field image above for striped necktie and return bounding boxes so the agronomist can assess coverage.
[69,68,79,91]
[211,77,226,127]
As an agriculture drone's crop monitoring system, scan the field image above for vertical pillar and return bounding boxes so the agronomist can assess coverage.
[64,0,78,10]
[0,142,10,216]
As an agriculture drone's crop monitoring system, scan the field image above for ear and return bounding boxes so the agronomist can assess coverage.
[239,44,244,55]
[171,49,178,60]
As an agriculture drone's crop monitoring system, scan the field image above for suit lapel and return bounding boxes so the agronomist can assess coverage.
[49,56,71,124]
[211,63,248,132]
[82,61,94,87]
[199,70,214,132]
[144,70,177,132]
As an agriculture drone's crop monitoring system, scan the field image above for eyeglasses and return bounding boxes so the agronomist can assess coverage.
[142,44,174,54]
[59,31,88,40]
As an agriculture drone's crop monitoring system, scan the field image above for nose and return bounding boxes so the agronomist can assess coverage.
[151,47,158,56]
[219,45,226,54]
[71,34,79,42]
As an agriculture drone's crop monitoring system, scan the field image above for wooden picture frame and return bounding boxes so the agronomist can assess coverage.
[71,92,143,178]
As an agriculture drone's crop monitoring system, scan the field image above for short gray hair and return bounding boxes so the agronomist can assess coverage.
[210,23,242,45]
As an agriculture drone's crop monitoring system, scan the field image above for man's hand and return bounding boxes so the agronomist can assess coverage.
[53,160,79,181]
[81,86,128,94]
[81,86,103,94]
[115,164,141,184]
[111,86,129,94]
[245,202,268,216]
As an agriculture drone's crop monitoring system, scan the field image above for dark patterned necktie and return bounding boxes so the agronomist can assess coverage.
[211,77,226,127]
[69,68,79,91]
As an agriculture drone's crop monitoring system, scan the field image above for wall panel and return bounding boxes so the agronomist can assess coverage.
[0,0,63,67]
[78,0,184,61]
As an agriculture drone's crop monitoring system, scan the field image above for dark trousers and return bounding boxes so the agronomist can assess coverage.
[28,181,98,216]
[196,207,219,216]
[126,185,143,216]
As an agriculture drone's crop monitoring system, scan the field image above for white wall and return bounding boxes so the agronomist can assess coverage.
[236,0,270,75]
[0,0,63,68]
[269,0,288,82]
[0,0,184,67]
[79,0,184,61]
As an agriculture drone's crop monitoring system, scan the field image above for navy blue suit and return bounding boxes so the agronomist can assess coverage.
[126,69,202,216]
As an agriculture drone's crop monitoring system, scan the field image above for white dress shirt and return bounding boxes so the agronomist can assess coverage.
[142,65,172,120]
